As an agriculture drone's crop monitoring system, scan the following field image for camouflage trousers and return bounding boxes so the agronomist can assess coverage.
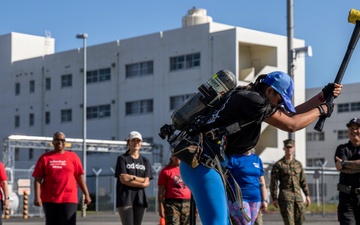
[279,201,305,225]
[254,210,263,225]
[164,199,191,225]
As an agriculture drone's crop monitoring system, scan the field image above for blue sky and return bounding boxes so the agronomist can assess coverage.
[1,0,360,88]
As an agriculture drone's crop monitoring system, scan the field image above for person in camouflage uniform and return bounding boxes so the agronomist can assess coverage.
[254,211,263,225]
[270,139,311,225]
[158,156,192,225]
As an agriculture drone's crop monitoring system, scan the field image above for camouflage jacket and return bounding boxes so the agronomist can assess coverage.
[270,157,310,202]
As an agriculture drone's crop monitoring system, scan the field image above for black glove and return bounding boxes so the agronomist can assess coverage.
[318,102,334,117]
[322,83,336,100]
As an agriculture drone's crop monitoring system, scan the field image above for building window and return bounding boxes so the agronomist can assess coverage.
[126,99,153,115]
[186,53,201,68]
[338,102,360,113]
[29,148,34,160]
[170,55,184,70]
[15,148,20,161]
[87,70,98,83]
[30,80,35,93]
[306,132,325,141]
[87,104,111,119]
[87,68,111,83]
[61,74,72,88]
[15,83,20,95]
[338,103,350,113]
[45,111,50,124]
[99,68,111,81]
[61,109,72,123]
[350,102,360,111]
[170,94,192,110]
[143,137,153,143]
[15,115,20,128]
[87,107,97,119]
[126,61,154,78]
[337,130,348,140]
[45,77,51,90]
[170,53,200,71]
[29,113,34,126]
[307,158,325,167]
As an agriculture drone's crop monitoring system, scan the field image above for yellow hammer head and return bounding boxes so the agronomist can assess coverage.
[348,8,360,24]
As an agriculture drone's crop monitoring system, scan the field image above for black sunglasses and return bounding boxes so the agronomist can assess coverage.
[53,139,66,143]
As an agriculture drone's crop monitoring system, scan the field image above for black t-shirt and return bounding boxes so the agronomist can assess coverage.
[203,88,274,155]
[335,141,360,187]
[114,152,153,207]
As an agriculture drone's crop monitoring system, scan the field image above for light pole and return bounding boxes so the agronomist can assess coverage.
[76,33,88,217]
[76,33,88,177]
[287,0,294,140]
[287,1,312,140]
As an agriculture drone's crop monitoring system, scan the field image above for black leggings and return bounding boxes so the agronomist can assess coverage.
[118,206,146,225]
[0,200,3,225]
[43,202,78,225]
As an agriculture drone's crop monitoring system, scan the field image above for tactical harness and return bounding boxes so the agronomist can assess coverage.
[173,118,257,225]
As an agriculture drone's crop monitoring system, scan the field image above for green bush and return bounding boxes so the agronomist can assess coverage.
[147,196,156,211]
[307,203,337,213]
[267,203,337,214]
[77,193,113,211]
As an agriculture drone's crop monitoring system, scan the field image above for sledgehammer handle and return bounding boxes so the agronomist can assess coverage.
[314,16,360,131]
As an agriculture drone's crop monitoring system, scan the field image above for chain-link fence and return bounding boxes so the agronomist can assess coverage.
[7,168,44,217]
[7,165,340,217]
[8,166,160,217]
[263,165,340,204]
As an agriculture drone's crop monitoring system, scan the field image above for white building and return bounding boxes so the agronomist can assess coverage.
[304,83,360,202]
[306,82,360,167]
[0,8,308,170]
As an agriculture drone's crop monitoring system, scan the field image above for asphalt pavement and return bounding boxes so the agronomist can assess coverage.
[3,211,339,225]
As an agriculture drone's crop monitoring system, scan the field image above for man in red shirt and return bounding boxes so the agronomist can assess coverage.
[0,162,9,225]
[32,132,91,225]
[158,156,192,225]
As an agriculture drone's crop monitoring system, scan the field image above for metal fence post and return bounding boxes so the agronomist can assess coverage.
[92,168,102,212]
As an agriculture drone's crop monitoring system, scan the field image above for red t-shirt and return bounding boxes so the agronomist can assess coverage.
[158,165,191,199]
[0,163,8,200]
[32,151,84,203]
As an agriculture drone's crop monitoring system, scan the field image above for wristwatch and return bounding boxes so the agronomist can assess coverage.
[5,196,9,200]
[261,199,268,203]
[341,161,346,167]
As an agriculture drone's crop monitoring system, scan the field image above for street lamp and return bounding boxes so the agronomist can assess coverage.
[76,33,88,217]
[287,0,294,140]
[293,46,313,60]
[291,46,313,72]
[287,0,313,139]
[76,33,88,177]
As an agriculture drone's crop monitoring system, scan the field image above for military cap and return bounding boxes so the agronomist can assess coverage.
[346,118,360,127]
[283,139,295,147]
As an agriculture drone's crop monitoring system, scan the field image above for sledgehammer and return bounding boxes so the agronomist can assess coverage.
[314,8,360,131]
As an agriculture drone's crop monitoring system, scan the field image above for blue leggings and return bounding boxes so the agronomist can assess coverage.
[180,162,229,225]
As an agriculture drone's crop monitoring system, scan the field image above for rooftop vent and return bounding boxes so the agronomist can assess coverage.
[182,7,213,27]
